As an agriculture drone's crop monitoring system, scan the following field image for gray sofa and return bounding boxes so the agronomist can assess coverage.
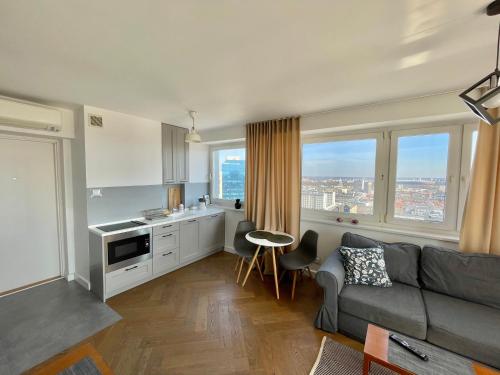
[314,232,500,369]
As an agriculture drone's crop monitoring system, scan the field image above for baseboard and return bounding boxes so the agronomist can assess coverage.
[224,246,236,254]
[75,273,91,290]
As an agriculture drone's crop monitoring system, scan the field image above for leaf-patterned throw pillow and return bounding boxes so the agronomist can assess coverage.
[339,246,392,287]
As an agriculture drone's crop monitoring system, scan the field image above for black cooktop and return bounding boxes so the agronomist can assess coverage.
[96,220,146,232]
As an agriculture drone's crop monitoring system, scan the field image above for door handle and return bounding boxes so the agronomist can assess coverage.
[162,225,172,228]
[125,265,138,271]
[162,234,173,238]
[162,251,173,256]
[187,219,197,222]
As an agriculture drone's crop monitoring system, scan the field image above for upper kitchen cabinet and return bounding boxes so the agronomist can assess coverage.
[84,106,162,188]
[162,123,189,184]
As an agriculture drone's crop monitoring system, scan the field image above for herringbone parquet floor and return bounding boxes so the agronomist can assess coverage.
[86,252,362,374]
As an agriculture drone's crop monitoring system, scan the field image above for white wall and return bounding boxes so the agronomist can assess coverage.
[83,106,163,188]
[200,91,474,144]
[222,208,457,268]
[189,142,210,183]
[72,107,91,288]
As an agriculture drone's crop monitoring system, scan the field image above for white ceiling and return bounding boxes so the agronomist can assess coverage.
[0,1,497,129]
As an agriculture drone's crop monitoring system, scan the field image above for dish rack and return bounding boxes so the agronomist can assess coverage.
[143,208,171,220]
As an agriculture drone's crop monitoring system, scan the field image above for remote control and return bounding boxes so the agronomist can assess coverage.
[389,333,429,361]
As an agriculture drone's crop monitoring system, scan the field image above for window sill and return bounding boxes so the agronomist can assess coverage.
[301,215,459,243]
[212,204,245,213]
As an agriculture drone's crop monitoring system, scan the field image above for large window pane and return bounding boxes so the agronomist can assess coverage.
[394,133,449,222]
[212,148,245,200]
[302,139,377,215]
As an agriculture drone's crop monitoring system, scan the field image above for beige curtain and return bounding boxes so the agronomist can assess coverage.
[245,117,301,249]
[460,108,500,255]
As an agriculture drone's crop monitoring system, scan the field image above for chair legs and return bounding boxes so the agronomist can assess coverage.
[234,257,241,272]
[291,270,297,300]
[242,246,261,287]
[236,257,245,284]
[255,256,264,281]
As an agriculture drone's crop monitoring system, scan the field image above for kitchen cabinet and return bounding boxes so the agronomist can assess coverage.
[162,123,189,183]
[179,218,200,263]
[105,259,153,298]
[199,213,225,253]
[90,209,225,301]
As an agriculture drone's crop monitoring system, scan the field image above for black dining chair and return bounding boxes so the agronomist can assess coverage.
[233,220,265,284]
[278,230,318,300]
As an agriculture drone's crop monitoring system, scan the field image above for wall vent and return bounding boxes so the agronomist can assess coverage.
[89,114,103,127]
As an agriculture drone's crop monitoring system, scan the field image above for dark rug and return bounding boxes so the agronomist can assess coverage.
[310,337,396,375]
[58,356,102,375]
[0,280,121,375]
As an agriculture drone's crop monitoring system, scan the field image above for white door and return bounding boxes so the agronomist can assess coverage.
[0,135,61,293]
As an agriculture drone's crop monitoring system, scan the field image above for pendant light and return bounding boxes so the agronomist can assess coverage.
[460,13,500,125]
[185,110,201,143]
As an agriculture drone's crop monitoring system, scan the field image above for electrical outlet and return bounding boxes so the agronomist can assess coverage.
[90,188,103,199]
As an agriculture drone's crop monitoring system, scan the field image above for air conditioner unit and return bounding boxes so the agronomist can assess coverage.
[0,97,62,132]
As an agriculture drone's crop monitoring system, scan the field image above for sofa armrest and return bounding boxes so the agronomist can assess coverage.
[314,248,345,333]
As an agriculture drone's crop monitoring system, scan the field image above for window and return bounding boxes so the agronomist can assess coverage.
[302,124,472,235]
[393,133,449,223]
[387,127,460,230]
[211,146,245,202]
[301,135,381,220]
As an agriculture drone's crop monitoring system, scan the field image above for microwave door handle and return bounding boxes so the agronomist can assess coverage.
[125,265,138,271]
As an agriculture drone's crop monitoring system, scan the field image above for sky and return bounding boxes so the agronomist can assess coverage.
[302,133,451,178]
[216,133,470,179]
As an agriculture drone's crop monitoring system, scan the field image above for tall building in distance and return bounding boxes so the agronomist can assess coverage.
[301,192,336,210]
[220,157,245,200]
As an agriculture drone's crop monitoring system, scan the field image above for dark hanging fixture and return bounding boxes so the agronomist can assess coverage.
[460,24,500,125]
[460,1,500,125]
[460,9,500,123]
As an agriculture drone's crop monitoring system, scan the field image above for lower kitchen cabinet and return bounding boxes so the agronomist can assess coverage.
[105,259,153,298]
[91,210,226,301]
[199,213,225,253]
[153,248,179,276]
[179,218,200,263]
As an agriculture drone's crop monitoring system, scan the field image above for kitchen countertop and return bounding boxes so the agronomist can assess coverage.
[89,207,225,237]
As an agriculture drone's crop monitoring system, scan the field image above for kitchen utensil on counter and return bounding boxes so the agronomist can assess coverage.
[168,187,181,210]
[143,208,171,220]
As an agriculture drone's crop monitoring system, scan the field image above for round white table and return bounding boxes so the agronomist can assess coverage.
[243,230,295,299]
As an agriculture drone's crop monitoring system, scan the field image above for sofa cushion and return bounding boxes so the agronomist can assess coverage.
[339,282,427,339]
[420,246,500,309]
[341,232,420,287]
[339,246,392,287]
[423,290,500,369]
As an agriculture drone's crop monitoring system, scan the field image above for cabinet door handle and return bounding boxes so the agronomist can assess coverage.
[162,234,173,238]
[187,219,197,223]
[125,265,138,271]
[162,224,172,228]
[162,251,173,256]
[210,215,218,218]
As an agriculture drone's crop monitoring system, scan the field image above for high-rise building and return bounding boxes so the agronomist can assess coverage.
[301,192,336,210]
[220,157,245,200]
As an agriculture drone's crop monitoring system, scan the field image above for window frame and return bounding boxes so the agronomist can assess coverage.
[457,123,479,229]
[301,131,386,224]
[209,142,246,206]
[385,125,462,232]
